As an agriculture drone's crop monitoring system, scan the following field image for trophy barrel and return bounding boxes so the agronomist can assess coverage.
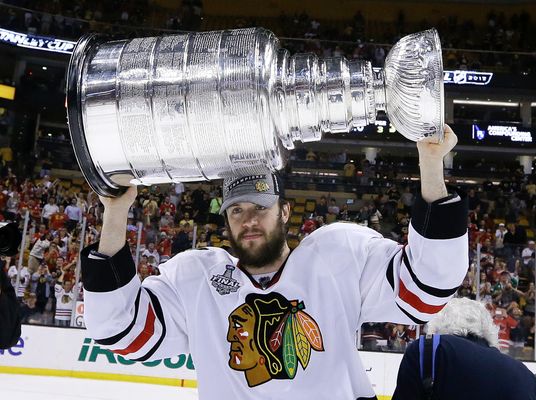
[67,29,289,198]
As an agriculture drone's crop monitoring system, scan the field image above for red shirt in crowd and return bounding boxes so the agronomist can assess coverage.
[495,315,518,342]
[30,203,42,221]
[50,212,68,231]
[159,201,176,217]
[158,238,172,257]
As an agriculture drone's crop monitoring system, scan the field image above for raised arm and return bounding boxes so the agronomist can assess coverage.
[417,125,457,203]
[358,125,468,325]
[97,186,138,256]
[81,185,190,362]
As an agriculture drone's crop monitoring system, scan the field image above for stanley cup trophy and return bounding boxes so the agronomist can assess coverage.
[66,28,444,197]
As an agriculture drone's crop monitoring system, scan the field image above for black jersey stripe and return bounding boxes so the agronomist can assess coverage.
[386,253,396,291]
[132,288,167,362]
[95,289,142,346]
[402,247,459,298]
[396,303,428,325]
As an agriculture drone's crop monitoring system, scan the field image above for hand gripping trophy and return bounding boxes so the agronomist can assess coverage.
[66,28,444,197]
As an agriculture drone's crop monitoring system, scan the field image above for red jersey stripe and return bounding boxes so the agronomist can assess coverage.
[399,280,446,314]
[113,304,156,356]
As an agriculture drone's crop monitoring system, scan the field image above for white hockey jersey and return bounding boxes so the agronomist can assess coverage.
[81,194,468,400]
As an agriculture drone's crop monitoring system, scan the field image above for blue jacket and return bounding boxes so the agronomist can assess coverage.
[393,334,536,400]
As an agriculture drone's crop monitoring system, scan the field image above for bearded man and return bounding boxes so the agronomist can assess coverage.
[81,127,469,400]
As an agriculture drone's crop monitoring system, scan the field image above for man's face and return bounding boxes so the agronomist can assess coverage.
[227,201,289,269]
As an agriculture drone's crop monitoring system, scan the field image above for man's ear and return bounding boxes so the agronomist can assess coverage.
[281,202,291,224]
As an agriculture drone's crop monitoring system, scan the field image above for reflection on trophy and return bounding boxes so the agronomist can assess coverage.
[66,28,444,197]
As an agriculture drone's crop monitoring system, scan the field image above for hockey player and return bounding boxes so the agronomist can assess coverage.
[81,126,468,399]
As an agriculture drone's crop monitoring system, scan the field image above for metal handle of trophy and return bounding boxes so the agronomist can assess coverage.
[287,53,323,143]
[322,57,353,133]
[348,60,375,128]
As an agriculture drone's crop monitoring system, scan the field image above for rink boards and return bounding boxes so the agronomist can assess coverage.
[0,324,534,399]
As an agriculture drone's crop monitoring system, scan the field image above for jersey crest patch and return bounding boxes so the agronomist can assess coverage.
[211,265,240,295]
[226,292,324,387]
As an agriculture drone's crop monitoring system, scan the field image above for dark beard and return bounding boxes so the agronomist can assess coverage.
[229,216,287,269]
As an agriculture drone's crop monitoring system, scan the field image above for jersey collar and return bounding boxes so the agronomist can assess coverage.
[237,251,292,290]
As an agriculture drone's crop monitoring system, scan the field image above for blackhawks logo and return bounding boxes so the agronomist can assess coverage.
[255,180,269,192]
[226,292,324,387]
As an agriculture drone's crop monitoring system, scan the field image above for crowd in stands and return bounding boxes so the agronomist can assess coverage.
[0,1,534,73]
[1,148,535,361]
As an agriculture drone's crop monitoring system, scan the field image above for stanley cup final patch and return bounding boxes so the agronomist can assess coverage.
[211,265,241,295]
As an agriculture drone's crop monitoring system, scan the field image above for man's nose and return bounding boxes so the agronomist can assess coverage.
[241,210,259,227]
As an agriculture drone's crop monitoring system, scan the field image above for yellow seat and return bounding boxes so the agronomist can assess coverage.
[305,200,316,213]
[294,205,305,214]
[290,215,303,225]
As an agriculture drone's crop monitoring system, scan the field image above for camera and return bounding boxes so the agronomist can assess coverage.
[0,222,22,256]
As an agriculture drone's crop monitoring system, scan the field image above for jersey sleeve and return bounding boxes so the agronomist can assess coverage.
[80,242,189,362]
[359,189,468,325]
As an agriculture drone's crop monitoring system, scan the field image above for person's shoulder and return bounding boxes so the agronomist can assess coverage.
[303,222,382,242]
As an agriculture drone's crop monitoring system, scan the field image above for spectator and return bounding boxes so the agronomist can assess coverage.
[159,196,176,228]
[41,197,59,228]
[65,198,82,232]
[343,160,356,183]
[54,280,74,327]
[368,204,382,232]
[389,324,410,351]
[32,264,52,314]
[361,322,385,351]
[138,264,150,282]
[157,232,172,258]
[314,196,328,219]
[393,298,536,400]
[207,191,223,226]
[28,233,51,274]
[179,212,194,229]
[171,224,192,254]
[493,306,519,353]
[19,293,39,324]
[327,199,340,219]
[400,186,414,213]
[142,242,160,265]
[49,206,69,231]
[195,192,211,224]
[8,263,30,301]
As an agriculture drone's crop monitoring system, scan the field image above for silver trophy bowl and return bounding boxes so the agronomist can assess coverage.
[66,28,444,197]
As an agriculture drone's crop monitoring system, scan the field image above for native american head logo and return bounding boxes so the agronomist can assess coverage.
[226,292,324,387]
